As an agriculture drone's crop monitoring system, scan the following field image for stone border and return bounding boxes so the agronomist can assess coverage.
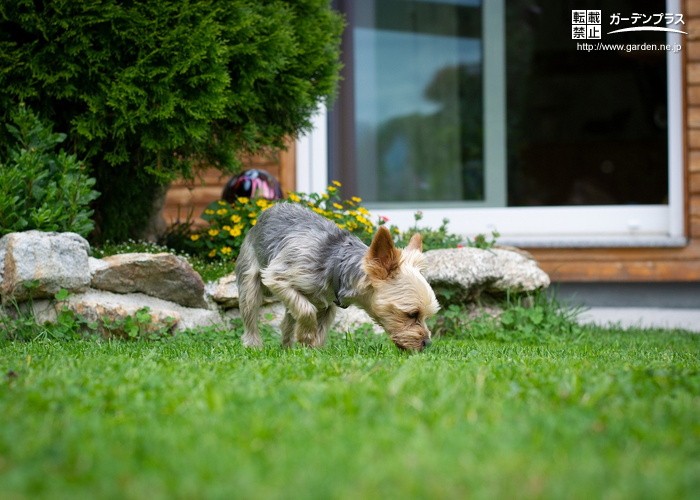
[1,231,550,338]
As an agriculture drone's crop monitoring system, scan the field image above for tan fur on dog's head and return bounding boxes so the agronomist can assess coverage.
[363,227,440,351]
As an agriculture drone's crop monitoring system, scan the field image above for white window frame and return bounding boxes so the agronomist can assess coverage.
[297,0,685,248]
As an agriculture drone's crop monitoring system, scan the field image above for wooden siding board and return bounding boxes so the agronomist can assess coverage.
[688,0,700,17]
[689,17,700,40]
[689,62,700,84]
[164,188,195,206]
[689,106,700,128]
[278,140,296,195]
[529,241,700,262]
[691,197,700,217]
[689,130,700,149]
[528,241,700,281]
[691,151,700,172]
[692,218,700,238]
[689,41,700,61]
[690,172,700,193]
[542,261,700,282]
[688,85,700,105]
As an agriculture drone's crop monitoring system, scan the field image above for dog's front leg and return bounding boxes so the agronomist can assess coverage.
[261,268,318,346]
[313,306,337,347]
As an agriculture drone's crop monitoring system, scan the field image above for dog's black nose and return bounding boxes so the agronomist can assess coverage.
[421,338,432,349]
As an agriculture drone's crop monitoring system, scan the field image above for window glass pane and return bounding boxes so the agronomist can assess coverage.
[330,0,669,208]
[333,0,483,202]
[507,0,668,206]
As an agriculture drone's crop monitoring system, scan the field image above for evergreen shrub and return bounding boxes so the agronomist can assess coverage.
[0,0,343,241]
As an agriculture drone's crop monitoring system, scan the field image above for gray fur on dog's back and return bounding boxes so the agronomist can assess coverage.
[239,203,368,307]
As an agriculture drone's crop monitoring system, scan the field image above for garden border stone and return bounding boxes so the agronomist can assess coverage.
[0,231,91,304]
[0,230,550,338]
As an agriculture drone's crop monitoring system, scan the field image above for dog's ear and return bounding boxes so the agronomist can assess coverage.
[365,226,401,280]
[405,232,423,253]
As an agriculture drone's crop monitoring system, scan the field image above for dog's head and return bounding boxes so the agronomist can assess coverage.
[363,226,440,351]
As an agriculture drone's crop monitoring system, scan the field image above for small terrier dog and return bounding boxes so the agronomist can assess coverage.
[236,203,440,351]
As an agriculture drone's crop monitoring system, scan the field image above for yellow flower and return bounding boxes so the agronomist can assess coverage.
[332,180,342,187]
[208,249,217,257]
[312,207,324,215]
[229,226,242,237]
[237,197,249,204]
[357,207,370,216]
[208,229,220,237]
[204,209,215,215]
[321,193,329,200]
[333,203,343,210]
[248,212,257,218]
[190,234,200,241]
[327,186,337,194]
[216,208,228,216]
[289,193,301,203]
[352,196,362,203]
[221,246,232,255]
[217,200,228,206]
[250,219,257,226]
[231,214,242,223]
[223,225,231,231]
[256,199,269,208]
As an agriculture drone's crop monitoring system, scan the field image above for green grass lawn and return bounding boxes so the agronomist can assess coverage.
[1,316,698,499]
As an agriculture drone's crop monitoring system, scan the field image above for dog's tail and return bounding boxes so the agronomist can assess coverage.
[236,237,264,347]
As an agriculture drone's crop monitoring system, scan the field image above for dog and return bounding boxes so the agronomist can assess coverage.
[236,203,440,351]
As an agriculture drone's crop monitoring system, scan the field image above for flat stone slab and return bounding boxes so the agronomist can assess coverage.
[32,289,222,336]
[91,253,208,309]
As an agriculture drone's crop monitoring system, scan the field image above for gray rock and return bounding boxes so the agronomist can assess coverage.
[20,299,58,325]
[57,289,222,336]
[423,247,550,302]
[88,256,109,275]
[206,273,240,308]
[207,273,278,309]
[90,253,208,309]
[0,231,91,303]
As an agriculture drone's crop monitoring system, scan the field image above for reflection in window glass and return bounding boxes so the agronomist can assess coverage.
[507,0,667,206]
[337,0,483,202]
